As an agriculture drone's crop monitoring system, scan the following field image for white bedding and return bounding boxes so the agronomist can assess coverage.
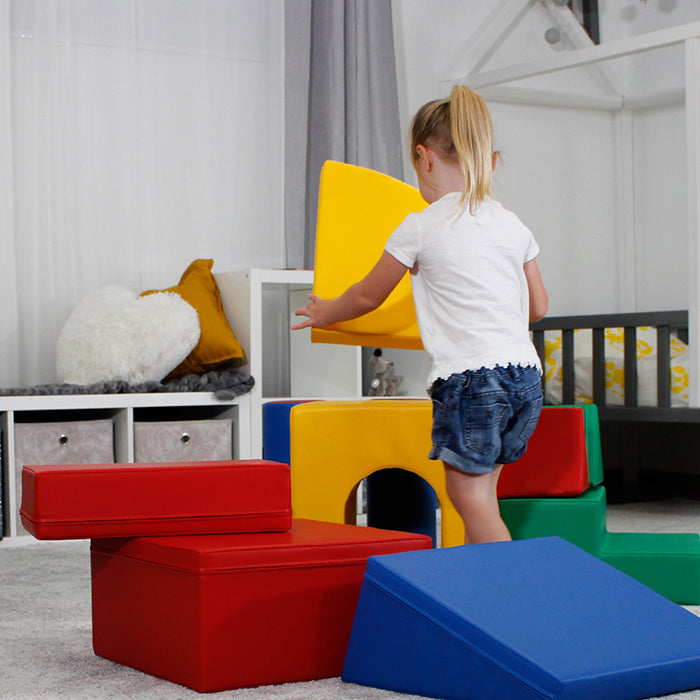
[541,327,689,407]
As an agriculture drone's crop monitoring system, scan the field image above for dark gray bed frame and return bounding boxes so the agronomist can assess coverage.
[530,310,698,500]
[530,310,692,422]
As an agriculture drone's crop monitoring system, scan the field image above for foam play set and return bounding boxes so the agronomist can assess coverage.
[288,399,594,543]
[21,449,700,697]
[19,160,700,697]
[290,398,700,603]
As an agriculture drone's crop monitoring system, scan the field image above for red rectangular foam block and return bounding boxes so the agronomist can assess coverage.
[90,519,432,692]
[497,406,588,499]
[21,460,291,539]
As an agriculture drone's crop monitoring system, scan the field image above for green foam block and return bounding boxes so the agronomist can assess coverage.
[500,485,608,554]
[580,403,604,486]
[501,486,700,603]
[558,404,603,486]
[602,532,700,605]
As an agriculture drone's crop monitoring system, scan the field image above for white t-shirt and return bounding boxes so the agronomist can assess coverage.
[385,193,542,389]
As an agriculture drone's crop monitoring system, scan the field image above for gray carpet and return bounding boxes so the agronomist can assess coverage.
[3,502,700,700]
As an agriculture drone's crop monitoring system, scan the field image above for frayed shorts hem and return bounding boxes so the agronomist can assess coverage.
[429,444,498,475]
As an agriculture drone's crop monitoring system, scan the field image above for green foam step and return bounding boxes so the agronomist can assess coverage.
[500,485,608,554]
[500,486,700,603]
[602,532,700,605]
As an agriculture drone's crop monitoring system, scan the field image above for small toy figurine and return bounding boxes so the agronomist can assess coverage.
[368,348,401,397]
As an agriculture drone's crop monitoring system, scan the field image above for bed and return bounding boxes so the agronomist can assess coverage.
[530,310,700,500]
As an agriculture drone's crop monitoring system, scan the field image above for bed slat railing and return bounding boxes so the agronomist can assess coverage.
[530,310,688,410]
[657,325,672,409]
[624,326,638,407]
[562,328,575,404]
[592,327,606,406]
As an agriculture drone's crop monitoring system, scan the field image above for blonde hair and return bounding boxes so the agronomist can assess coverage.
[409,85,494,213]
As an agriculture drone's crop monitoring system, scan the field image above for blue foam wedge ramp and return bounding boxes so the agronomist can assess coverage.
[343,537,700,700]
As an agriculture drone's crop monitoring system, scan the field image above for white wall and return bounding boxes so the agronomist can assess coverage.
[392,0,620,317]
[632,103,689,311]
[492,102,619,314]
[4,2,286,386]
[600,0,700,312]
[392,0,700,317]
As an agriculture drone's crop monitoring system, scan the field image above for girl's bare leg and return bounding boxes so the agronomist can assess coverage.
[444,463,511,545]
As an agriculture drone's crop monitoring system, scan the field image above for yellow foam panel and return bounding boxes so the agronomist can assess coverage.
[311,161,427,350]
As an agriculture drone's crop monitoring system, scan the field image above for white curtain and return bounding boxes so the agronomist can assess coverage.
[2,0,285,386]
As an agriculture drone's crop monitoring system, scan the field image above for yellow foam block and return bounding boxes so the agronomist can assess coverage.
[311,161,427,350]
[290,400,465,547]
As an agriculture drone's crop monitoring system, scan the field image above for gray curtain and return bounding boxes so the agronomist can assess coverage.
[285,0,405,270]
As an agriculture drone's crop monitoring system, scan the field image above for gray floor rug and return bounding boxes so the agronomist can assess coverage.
[4,501,700,699]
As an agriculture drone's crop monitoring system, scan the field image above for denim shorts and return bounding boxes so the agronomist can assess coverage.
[429,365,543,475]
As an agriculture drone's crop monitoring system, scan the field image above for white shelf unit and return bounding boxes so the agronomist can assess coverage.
[215,269,363,459]
[0,391,250,542]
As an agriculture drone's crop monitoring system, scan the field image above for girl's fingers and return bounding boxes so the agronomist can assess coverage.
[290,317,312,331]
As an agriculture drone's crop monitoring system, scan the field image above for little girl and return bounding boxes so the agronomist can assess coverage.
[292,85,548,545]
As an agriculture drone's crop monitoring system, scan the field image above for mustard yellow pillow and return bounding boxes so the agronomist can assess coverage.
[143,259,244,379]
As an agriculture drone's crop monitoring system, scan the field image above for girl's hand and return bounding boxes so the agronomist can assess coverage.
[291,294,328,330]
[290,252,409,332]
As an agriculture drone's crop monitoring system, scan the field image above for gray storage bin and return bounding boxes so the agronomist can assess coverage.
[134,420,232,463]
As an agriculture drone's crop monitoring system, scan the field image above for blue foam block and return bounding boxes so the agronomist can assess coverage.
[263,401,312,465]
[343,537,700,700]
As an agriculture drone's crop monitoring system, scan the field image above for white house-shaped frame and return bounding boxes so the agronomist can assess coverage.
[442,0,700,406]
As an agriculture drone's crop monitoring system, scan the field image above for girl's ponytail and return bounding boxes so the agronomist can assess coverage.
[410,85,495,214]
[449,85,494,213]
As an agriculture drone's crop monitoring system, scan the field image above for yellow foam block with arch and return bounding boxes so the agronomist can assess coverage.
[311,161,427,350]
[290,399,465,547]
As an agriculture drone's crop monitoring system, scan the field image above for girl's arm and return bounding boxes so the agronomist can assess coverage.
[524,258,548,322]
[291,251,409,331]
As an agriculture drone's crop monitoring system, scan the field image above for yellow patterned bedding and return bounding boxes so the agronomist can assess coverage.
[542,327,689,406]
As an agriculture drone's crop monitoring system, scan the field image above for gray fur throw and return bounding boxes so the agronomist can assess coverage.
[0,367,254,401]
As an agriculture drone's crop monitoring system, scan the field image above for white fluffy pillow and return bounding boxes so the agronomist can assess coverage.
[56,285,200,385]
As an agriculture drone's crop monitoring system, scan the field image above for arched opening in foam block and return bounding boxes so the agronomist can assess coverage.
[342,468,438,547]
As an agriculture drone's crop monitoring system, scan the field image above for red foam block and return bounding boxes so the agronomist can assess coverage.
[90,519,432,692]
[497,406,588,499]
[20,459,291,539]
